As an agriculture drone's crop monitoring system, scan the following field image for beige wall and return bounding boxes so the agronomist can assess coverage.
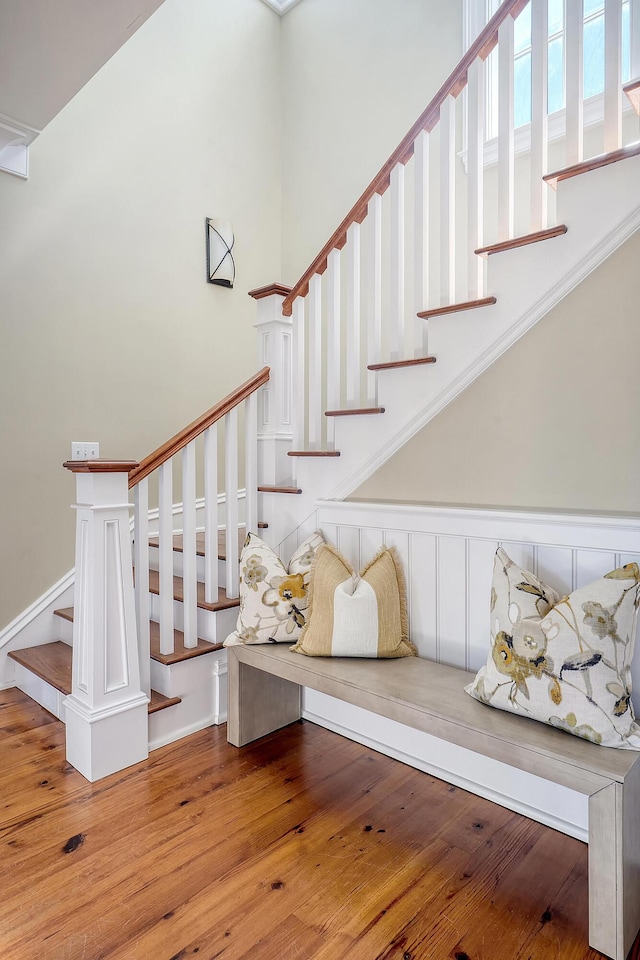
[280,0,463,281]
[0,0,282,627]
[355,228,640,514]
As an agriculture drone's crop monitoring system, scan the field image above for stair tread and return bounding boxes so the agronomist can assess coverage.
[367,356,437,372]
[417,296,496,319]
[287,450,341,457]
[543,143,640,189]
[148,524,268,560]
[8,642,180,713]
[147,569,239,612]
[258,485,303,494]
[623,79,640,115]
[475,225,567,257]
[325,407,385,417]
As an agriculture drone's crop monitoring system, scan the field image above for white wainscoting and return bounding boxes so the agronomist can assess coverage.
[282,500,640,841]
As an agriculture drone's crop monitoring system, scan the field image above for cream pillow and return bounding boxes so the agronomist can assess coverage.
[465,547,640,749]
[224,531,324,646]
[290,544,417,658]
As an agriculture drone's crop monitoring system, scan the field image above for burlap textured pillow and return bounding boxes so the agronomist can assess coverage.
[224,531,324,646]
[465,547,640,749]
[290,544,417,658]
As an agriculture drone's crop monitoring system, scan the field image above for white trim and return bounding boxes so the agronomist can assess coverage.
[0,569,74,652]
[328,203,640,501]
[141,489,246,527]
[258,0,304,14]
[0,113,40,179]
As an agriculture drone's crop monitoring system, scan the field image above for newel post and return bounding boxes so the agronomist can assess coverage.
[249,284,294,486]
[63,460,149,782]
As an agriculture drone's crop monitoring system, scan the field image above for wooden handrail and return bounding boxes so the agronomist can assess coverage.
[281,0,529,316]
[128,367,270,489]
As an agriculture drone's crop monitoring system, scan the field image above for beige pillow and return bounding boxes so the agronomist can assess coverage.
[224,531,324,646]
[290,544,417,658]
[465,547,640,749]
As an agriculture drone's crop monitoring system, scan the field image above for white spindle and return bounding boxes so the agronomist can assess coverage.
[467,59,485,299]
[225,408,239,598]
[204,424,219,604]
[133,478,150,698]
[181,440,197,648]
[604,0,623,152]
[244,392,258,536]
[346,222,362,405]
[326,248,341,445]
[439,95,456,305]
[632,0,640,78]
[308,274,323,447]
[530,0,549,232]
[414,130,430,353]
[390,162,405,360]
[367,192,383,401]
[158,460,174,656]
[498,16,515,241]
[565,0,584,164]
[291,297,305,484]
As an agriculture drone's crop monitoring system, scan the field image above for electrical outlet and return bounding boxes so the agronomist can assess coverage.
[71,441,100,461]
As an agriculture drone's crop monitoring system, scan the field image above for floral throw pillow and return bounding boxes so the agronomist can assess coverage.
[465,547,640,749]
[223,531,324,646]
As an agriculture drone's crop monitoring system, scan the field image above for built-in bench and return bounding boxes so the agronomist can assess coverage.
[227,643,640,960]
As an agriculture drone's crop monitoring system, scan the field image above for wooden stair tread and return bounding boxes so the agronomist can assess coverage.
[258,485,302,494]
[543,143,640,190]
[148,524,267,560]
[623,79,640,115]
[287,450,341,458]
[367,356,437,372]
[325,407,385,417]
[8,642,180,714]
[417,296,496,319]
[147,569,239,612]
[54,607,74,624]
[475,225,567,257]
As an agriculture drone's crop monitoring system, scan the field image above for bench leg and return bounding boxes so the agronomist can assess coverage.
[227,648,302,747]
[588,763,640,960]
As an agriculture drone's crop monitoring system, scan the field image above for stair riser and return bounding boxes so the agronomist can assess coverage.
[148,594,238,644]
[13,663,66,721]
[148,652,227,751]
[147,544,227,583]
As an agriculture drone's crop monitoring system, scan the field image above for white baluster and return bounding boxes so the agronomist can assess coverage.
[308,274,323,448]
[181,440,197,648]
[414,130,430,353]
[565,0,584,164]
[225,407,239,599]
[632,0,640,78]
[498,16,515,241]
[244,392,258,536]
[467,59,485,299]
[604,0,623,152]
[530,0,549,232]
[158,460,174,656]
[291,297,305,484]
[367,192,382,401]
[204,424,219,605]
[390,162,405,359]
[439,95,456,305]
[346,222,362,405]
[326,248,341,444]
[133,478,150,699]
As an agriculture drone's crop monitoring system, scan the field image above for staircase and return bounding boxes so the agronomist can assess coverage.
[6,0,640,780]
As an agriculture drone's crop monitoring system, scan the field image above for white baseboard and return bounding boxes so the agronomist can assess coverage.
[0,569,74,659]
[303,690,588,842]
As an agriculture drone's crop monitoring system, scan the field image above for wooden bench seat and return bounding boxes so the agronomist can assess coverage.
[227,644,640,960]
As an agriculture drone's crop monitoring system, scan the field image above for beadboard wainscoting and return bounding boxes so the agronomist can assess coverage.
[284,500,640,841]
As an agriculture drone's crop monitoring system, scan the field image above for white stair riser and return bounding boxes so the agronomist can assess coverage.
[147,544,226,583]
[13,663,66,721]
[148,593,238,644]
[148,652,227,751]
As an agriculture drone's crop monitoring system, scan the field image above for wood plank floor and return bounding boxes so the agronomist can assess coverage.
[1,687,639,960]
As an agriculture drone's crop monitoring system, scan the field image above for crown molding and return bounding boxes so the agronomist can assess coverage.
[0,113,40,179]
[258,0,304,14]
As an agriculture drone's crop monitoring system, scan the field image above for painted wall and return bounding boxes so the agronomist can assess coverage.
[355,228,640,514]
[0,0,282,628]
[280,0,464,282]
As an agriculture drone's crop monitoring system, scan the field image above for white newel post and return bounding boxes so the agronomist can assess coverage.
[249,284,293,486]
[63,460,149,782]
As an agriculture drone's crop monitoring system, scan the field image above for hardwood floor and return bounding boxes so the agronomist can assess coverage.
[1,687,638,960]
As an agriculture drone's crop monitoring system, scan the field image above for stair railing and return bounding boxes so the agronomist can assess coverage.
[128,367,269,696]
[278,0,639,466]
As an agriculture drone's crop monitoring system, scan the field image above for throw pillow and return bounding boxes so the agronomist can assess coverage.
[465,546,640,749]
[224,531,324,646]
[290,543,417,658]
